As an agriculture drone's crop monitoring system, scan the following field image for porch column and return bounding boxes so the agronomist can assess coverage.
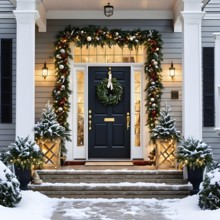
[213,33,220,131]
[181,0,205,140]
[13,0,39,139]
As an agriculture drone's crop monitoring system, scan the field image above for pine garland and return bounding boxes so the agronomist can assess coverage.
[52,25,163,153]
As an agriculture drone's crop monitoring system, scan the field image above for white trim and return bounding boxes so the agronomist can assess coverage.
[214,33,220,134]
[68,61,145,161]
[14,9,39,139]
[131,66,145,160]
[46,10,173,20]
[173,0,183,32]
[130,65,135,159]
[183,0,202,11]
[36,2,47,32]
[181,11,205,140]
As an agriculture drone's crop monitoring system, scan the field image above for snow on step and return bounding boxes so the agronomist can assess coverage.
[29,169,192,199]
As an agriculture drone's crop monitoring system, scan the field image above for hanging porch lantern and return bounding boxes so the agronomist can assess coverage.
[104,3,114,17]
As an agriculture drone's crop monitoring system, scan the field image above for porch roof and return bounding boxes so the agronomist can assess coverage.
[11,0,213,32]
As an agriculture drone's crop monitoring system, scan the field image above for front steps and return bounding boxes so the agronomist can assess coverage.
[29,169,192,199]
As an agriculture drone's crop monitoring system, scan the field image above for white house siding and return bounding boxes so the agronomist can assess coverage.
[35,19,183,133]
[202,18,220,161]
[0,0,16,150]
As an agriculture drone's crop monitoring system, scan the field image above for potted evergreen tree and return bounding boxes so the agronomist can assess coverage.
[151,104,181,168]
[2,136,43,190]
[176,137,213,194]
[35,102,70,168]
[0,160,22,207]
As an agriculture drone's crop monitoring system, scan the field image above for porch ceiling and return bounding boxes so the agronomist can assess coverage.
[42,0,176,11]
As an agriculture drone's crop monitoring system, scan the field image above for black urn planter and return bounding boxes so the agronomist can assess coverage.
[14,165,32,190]
[187,167,204,195]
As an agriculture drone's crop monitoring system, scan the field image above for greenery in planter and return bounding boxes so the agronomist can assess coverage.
[151,104,181,143]
[0,160,22,207]
[35,102,70,141]
[35,102,71,154]
[2,136,44,170]
[176,137,213,169]
[199,162,220,210]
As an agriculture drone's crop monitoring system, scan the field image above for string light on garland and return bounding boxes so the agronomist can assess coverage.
[52,25,163,153]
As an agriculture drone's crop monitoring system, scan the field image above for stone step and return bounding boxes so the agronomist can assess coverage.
[36,170,185,184]
[29,169,191,199]
[29,183,192,199]
[38,178,187,184]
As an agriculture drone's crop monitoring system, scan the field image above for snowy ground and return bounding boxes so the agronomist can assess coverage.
[1,191,220,220]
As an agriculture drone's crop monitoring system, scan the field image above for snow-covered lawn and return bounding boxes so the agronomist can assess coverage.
[0,191,220,220]
[0,191,57,220]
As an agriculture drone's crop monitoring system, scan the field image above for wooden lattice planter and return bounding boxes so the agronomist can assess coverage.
[155,139,177,169]
[36,138,61,169]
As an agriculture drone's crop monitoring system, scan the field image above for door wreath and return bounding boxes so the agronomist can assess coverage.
[97,78,123,105]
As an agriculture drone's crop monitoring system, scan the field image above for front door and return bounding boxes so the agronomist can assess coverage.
[88,66,130,159]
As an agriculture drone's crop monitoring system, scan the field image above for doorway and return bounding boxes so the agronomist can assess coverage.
[88,66,131,159]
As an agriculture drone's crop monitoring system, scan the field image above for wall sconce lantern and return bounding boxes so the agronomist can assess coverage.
[42,62,48,79]
[169,61,175,79]
[104,3,114,17]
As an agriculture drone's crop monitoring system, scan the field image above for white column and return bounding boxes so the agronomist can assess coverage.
[213,33,220,132]
[181,2,205,140]
[14,4,39,139]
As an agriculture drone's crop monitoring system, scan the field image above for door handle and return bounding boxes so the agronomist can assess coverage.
[89,120,92,131]
[89,109,92,131]
[126,112,130,130]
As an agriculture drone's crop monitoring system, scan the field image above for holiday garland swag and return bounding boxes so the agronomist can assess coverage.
[52,25,163,151]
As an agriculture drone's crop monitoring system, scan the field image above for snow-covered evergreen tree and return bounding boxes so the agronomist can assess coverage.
[176,137,213,169]
[3,136,44,170]
[35,102,70,140]
[151,104,181,142]
[0,160,22,207]
[199,163,220,210]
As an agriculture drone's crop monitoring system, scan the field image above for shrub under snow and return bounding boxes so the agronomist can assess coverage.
[176,137,213,169]
[199,165,220,210]
[151,104,181,142]
[35,102,70,140]
[0,160,22,207]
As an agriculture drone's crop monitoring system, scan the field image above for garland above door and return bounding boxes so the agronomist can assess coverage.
[52,25,163,152]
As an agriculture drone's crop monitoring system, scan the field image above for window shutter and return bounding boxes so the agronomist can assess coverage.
[203,47,214,127]
[1,39,12,123]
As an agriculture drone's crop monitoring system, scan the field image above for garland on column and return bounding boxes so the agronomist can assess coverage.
[52,25,163,153]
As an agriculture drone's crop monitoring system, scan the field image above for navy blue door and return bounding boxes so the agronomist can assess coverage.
[88,66,130,159]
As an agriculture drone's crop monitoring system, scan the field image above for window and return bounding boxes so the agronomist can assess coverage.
[73,45,144,63]
[0,39,13,123]
[203,47,214,127]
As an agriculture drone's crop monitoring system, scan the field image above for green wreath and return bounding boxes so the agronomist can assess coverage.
[97,78,123,105]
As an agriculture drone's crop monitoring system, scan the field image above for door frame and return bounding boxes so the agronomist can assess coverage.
[66,62,146,161]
